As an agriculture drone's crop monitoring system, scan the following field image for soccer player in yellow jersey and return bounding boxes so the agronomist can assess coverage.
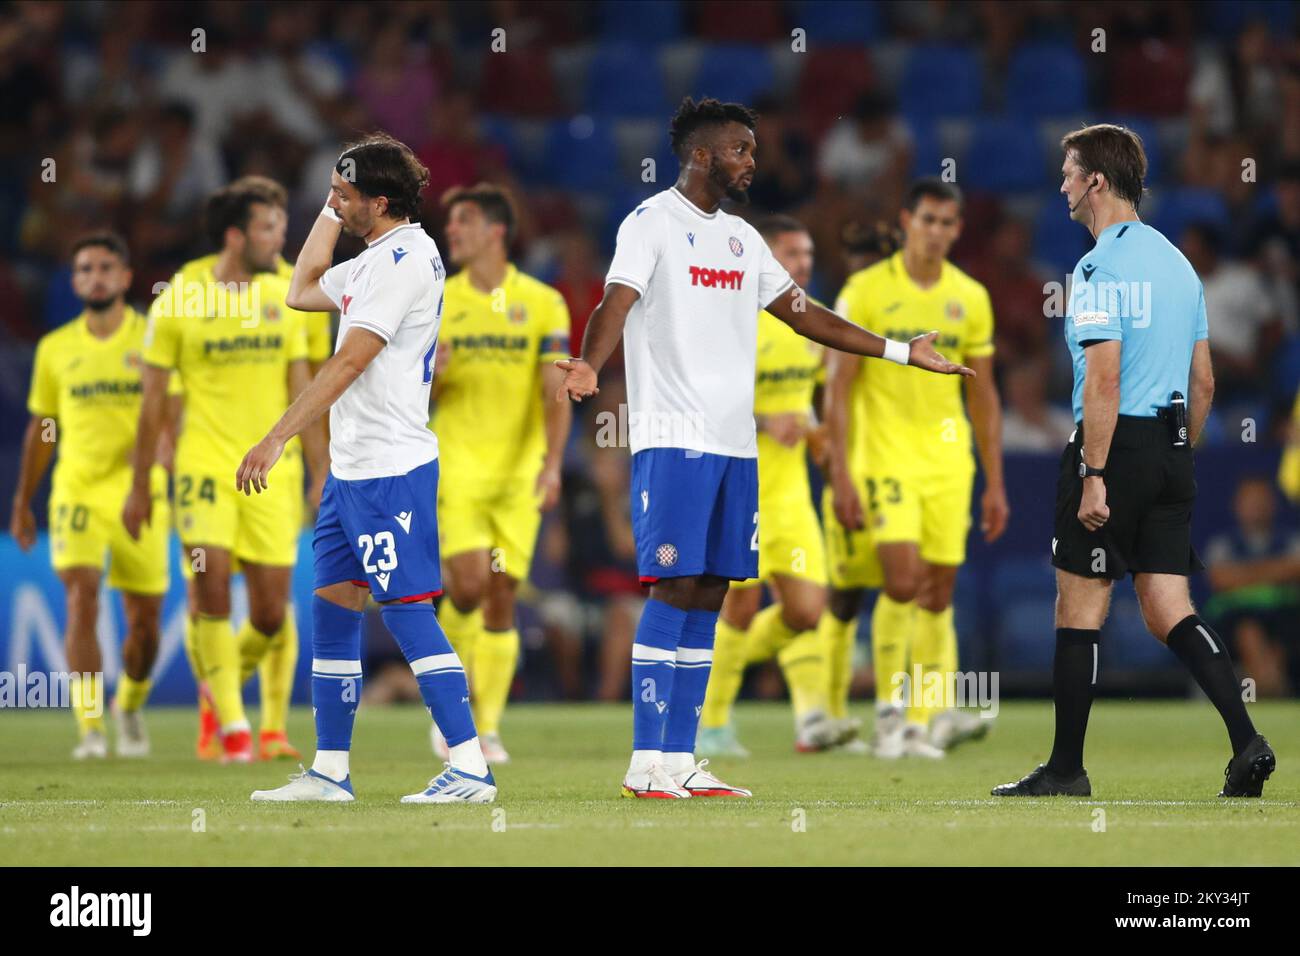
[429,184,572,764]
[163,178,333,761]
[10,233,171,759]
[123,178,327,763]
[824,178,1009,758]
[698,215,845,757]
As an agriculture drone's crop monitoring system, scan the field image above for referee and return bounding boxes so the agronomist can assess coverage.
[993,125,1276,798]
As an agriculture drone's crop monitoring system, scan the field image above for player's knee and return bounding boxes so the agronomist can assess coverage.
[783,599,824,633]
[882,579,918,604]
[448,576,487,612]
[249,607,285,637]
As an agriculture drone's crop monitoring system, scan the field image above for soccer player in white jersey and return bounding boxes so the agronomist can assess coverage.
[239,133,495,804]
[557,98,973,799]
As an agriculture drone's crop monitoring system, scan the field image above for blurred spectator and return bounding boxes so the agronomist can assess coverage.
[416,91,510,216]
[816,92,911,202]
[62,25,148,113]
[1000,356,1076,451]
[1179,221,1279,401]
[155,26,261,147]
[967,215,1052,368]
[252,5,348,147]
[747,95,816,212]
[552,230,606,364]
[1203,477,1300,697]
[354,21,440,149]
[1249,161,1300,334]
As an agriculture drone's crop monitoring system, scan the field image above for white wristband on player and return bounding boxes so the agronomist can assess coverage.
[882,338,910,366]
[320,199,341,224]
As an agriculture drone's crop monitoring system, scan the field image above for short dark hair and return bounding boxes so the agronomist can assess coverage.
[205,176,288,248]
[441,182,518,244]
[903,177,963,213]
[70,230,130,266]
[336,132,429,220]
[842,220,902,258]
[669,96,759,162]
[756,214,808,243]
[1060,124,1148,210]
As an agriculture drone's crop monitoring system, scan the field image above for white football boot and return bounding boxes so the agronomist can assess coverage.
[870,706,906,759]
[930,708,992,751]
[794,710,841,753]
[113,705,150,758]
[72,729,108,760]
[251,766,356,802]
[621,763,691,799]
[401,764,497,804]
[902,723,946,759]
[673,759,753,798]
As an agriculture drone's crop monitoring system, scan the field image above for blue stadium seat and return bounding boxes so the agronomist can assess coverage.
[585,45,669,117]
[996,597,1057,671]
[1149,188,1230,242]
[689,45,775,105]
[991,557,1058,599]
[1205,0,1295,35]
[1005,42,1087,119]
[1033,193,1093,275]
[1108,116,1163,184]
[961,118,1044,193]
[900,45,983,119]
[905,117,944,180]
[790,0,883,44]
[598,0,684,44]
[540,117,620,192]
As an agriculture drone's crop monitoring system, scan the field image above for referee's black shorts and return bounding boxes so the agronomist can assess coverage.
[1051,415,1204,580]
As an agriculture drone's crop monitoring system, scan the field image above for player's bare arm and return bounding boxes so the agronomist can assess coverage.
[964,354,1010,542]
[157,390,183,473]
[823,348,865,531]
[288,357,329,510]
[122,364,172,540]
[538,361,571,510]
[1188,338,1214,445]
[765,287,975,377]
[9,414,57,552]
[1079,339,1121,532]
[236,328,385,495]
[285,193,344,313]
[556,281,641,401]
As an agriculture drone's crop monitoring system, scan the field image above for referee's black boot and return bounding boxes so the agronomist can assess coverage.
[1219,734,1275,798]
[991,763,1091,797]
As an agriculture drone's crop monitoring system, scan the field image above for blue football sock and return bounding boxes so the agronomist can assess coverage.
[663,608,718,754]
[311,595,364,752]
[631,599,688,751]
[380,603,476,747]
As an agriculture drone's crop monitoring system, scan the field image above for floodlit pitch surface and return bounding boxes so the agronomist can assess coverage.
[2,701,1297,866]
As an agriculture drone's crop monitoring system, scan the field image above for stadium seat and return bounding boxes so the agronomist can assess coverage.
[689,45,775,106]
[790,0,883,45]
[1033,194,1093,275]
[1005,42,1088,119]
[795,46,875,136]
[540,117,621,192]
[899,44,983,119]
[1109,40,1191,117]
[1148,188,1230,241]
[696,0,786,43]
[961,118,1045,194]
[991,557,1058,600]
[996,597,1058,671]
[905,117,944,180]
[478,47,560,117]
[1205,0,1295,35]
[1107,116,1163,184]
[598,0,684,44]
[585,44,669,117]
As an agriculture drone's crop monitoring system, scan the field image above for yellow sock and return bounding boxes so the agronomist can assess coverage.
[439,601,482,678]
[258,607,298,735]
[819,612,856,719]
[70,672,105,735]
[745,603,797,665]
[777,628,828,720]
[238,620,273,686]
[472,628,518,735]
[911,606,956,728]
[701,617,747,729]
[182,614,204,683]
[937,604,960,678]
[115,674,152,713]
[196,615,247,732]
[871,594,914,713]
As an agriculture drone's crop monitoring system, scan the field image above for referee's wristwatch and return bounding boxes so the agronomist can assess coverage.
[1078,460,1106,479]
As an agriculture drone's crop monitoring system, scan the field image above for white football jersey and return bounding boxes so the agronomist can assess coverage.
[319,223,446,480]
[606,188,793,458]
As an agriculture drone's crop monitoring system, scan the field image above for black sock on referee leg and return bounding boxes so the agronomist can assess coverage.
[1165,615,1257,755]
[1046,628,1100,775]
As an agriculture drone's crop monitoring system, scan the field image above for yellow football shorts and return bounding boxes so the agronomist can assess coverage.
[821,482,884,590]
[861,465,975,567]
[174,449,302,568]
[439,477,542,581]
[50,469,170,595]
[733,486,827,591]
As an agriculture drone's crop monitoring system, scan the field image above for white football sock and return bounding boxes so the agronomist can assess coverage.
[628,749,662,775]
[662,751,695,776]
[312,750,349,782]
[449,737,489,777]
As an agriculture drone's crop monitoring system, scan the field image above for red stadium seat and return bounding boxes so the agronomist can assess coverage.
[695,0,786,43]
[1109,40,1191,117]
[478,47,560,117]
[796,46,875,137]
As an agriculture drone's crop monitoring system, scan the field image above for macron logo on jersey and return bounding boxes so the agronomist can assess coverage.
[688,266,744,290]
[394,511,413,533]
[393,248,408,264]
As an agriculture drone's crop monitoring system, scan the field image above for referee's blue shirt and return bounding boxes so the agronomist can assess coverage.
[1065,220,1208,423]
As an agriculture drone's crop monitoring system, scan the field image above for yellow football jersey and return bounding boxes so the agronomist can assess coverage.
[1280,385,1300,503]
[183,254,333,364]
[28,307,164,492]
[835,252,994,475]
[145,258,310,475]
[431,264,570,482]
[755,306,823,485]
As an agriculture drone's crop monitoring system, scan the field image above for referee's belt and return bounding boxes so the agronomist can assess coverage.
[1072,415,1168,448]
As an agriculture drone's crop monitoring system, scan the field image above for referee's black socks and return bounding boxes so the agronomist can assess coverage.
[1166,615,1258,755]
[1047,628,1100,776]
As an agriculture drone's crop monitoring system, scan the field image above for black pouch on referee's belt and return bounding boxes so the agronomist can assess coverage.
[1156,391,1189,447]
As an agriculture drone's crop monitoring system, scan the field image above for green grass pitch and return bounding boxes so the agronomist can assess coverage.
[2,700,1298,866]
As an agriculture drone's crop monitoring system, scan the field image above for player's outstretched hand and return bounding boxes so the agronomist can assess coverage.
[555,358,599,403]
[236,435,285,496]
[121,486,152,541]
[9,503,37,552]
[908,331,974,377]
[536,465,562,512]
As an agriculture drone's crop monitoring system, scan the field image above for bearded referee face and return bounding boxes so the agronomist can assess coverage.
[703,121,757,204]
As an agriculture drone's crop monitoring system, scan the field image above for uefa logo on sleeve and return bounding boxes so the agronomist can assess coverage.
[728,237,744,257]
[655,543,679,567]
